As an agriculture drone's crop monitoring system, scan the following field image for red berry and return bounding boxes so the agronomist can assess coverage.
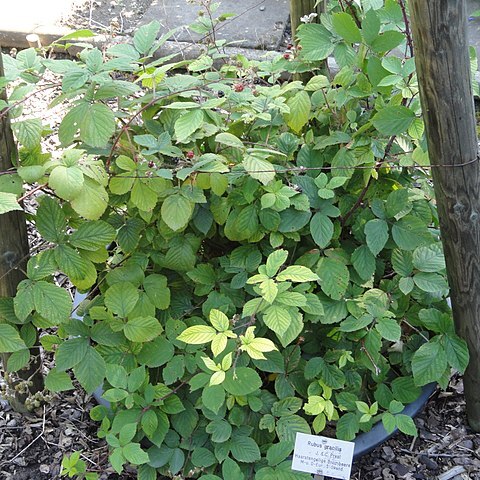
[186,150,195,159]
[287,43,293,49]
[148,161,155,168]
[233,83,244,92]
[283,53,291,59]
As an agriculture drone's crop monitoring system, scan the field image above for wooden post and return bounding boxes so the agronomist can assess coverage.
[409,2,480,430]
[0,49,44,411]
[290,0,326,41]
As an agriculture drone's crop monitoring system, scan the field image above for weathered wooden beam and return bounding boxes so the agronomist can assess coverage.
[0,49,43,411]
[409,1,480,430]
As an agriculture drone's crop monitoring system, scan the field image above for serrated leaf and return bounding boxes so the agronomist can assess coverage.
[266,249,288,277]
[122,443,149,465]
[12,118,42,149]
[276,415,310,443]
[215,132,244,149]
[413,272,449,293]
[443,334,469,373]
[395,414,418,436]
[412,341,447,386]
[0,324,26,352]
[70,220,116,251]
[45,368,74,392]
[336,412,359,441]
[0,192,22,214]
[297,23,334,61]
[70,177,108,220]
[310,213,334,249]
[105,282,139,317]
[375,318,401,342]
[143,274,170,310]
[286,91,311,133]
[243,155,275,186]
[74,346,106,394]
[332,12,362,43]
[36,196,66,243]
[223,367,262,395]
[263,305,293,336]
[33,281,72,324]
[372,106,415,136]
[365,219,389,255]
[202,384,225,414]
[230,436,261,463]
[316,258,349,300]
[56,337,89,371]
[124,316,162,342]
[48,165,84,200]
[161,194,194,231]
[177,325,216,344]
[352,245,376,280]
[413,244,446,273]
[174,109,204,142]
[133,20,161,54]
[276,265,318,282]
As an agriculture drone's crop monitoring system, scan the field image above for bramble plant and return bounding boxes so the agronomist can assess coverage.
[0,0,471,478]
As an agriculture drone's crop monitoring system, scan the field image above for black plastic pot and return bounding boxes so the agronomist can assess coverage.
[72,291,437,459]
[352,382,436,459]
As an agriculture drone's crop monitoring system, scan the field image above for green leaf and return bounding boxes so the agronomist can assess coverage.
[141,410,158,437]
[265,249,288,277]
[70,220,116,251]
[412,341,448,386]
[413,272,449,293]
[230,436,261,463]
[70,177,108,220]
[45,368,74,392]
[131,181,158,211]
[267,442,293,466]
[36,196,66,243]
[202,385,225,414]
[122,443,149,465]
[124,316,162,342]
[310,213,334,249]
[6,349,30,372]
[286,91,311,133]
[365,219,389,255]
[133,20,160,54]
[332,12,362,43]
[105,282,139,317]
[206,419,232,442]
[56,337,89,371]
[382,412,396,434]
[12,118,42,149]
[223,367,262,396]
[74,346,106,394]
[352,245,376,280]
[177,325,216,344]
[0,192,22,214]
[395,414,418,437]
[413,244,446,273]
[336,412,359,441]
[215,132,244,149]
[297,23,334,61]
[276,415,310,443]
[372,106,416,136]
[263,305,294,336]
[276,265,318,282]
[243,155,275,186]
[0,324,26,352]
[443,334,469,373]
[143,274,170,310]
[375,318,401,342]
[371,30,405,53]
[48,165,84,200]
[174,109,204,142]
[316,258,349,300]
[161,194,194,231]
[392,216,429,251]
[33,281,72,324]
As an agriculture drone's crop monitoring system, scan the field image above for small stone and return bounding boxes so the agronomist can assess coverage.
[12,457,26,466]
[39,465,50,474]
[391,463,413,478]
[419,454,439,470]
[459,439,474,450]
[6,419,17,427]
[259,5,265,10]
[382,446,395,462]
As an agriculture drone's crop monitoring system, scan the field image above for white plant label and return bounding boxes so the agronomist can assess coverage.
[291,432,355,479]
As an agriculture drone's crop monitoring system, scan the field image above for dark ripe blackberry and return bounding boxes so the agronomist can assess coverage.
[148,161,155,168]
[218,91,225,98]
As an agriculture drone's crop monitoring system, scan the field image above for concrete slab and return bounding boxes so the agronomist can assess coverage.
[140,0,289,50]
[1,0,83,33]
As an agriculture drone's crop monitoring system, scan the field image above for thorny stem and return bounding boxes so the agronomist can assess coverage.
[398,0,414,58]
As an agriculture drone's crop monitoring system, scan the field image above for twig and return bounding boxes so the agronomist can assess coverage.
[10,405,46,462]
